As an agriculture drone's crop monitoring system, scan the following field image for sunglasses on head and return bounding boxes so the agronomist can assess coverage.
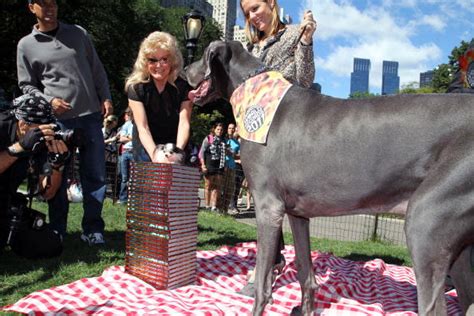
[147,56,169,65]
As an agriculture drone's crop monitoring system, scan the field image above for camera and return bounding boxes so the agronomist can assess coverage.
[53,125,84,147]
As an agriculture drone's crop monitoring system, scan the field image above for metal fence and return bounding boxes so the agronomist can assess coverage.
[203,166,407,247]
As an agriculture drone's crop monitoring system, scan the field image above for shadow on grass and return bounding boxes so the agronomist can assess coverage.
[197,225,255,249]
[0,230,126,300]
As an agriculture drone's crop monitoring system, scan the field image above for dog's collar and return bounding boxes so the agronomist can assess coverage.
[242,65,271,82]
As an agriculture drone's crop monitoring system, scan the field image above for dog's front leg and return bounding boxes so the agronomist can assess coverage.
[287,214,316,316]
[252,196,285,316]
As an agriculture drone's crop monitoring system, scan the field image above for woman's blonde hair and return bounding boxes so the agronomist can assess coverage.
[125,31,183,91]
[240,0,283,44]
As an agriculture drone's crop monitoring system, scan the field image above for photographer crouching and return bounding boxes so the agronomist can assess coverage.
[0,93,67,259]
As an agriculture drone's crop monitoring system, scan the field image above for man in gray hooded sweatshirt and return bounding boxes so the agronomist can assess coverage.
[17,0,113,246]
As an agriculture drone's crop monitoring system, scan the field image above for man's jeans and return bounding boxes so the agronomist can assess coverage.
[134,146,151,162]
[48,112,106,236]
[119,150,134,202]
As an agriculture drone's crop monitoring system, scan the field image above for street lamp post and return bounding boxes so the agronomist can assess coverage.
[182,9,205,65]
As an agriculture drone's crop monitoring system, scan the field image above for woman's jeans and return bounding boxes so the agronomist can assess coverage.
[48,112,106,236]
[119,150,134,202]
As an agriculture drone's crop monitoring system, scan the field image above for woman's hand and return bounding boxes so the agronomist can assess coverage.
[300,10,317,45]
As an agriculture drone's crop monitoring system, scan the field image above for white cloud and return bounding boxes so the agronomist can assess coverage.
[303,0,443,92]
[417,15,446,31]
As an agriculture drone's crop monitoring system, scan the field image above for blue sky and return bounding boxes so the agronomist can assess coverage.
[236,0,474,98]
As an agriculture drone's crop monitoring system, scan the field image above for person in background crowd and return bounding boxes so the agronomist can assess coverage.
[124,31,192,163]
[17,0,113,246]
[199,123,226,211]
[117,108,134,204]
[232,131,246,211]
[102,114,119,199]
[220,123,241,215]
[102,114,118,162]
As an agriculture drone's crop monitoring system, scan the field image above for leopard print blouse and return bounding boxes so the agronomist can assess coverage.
[248,24,315,88]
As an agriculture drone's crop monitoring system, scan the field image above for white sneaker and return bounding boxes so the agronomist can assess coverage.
[81,232,105,246]
[228,208,239,215]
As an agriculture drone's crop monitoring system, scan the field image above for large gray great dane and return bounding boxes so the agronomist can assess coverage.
[186,40,474,316]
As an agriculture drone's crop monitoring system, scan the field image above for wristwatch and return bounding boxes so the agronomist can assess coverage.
[7,145,22,157]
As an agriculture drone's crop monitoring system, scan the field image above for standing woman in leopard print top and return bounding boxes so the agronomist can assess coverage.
[240,0,317,88]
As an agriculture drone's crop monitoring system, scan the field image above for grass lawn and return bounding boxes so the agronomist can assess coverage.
[0,198,410,308]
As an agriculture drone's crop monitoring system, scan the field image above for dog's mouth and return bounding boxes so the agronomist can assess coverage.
[188,78,212,105]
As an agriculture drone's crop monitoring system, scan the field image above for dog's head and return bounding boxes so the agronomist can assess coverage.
[186,40,263,106]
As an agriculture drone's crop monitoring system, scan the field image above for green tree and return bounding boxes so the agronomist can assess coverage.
[448,39,472,69]
[431,63,453,92]
[399,82,436,94]
[348,91,379,99]
[190,109,224,146]
[0,1,37,98]
[430,38,473,93]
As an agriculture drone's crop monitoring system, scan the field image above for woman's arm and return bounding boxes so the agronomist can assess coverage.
[176,100,192,150]
[294,43,315,88]
[128,99,157,160]
[295,11,317,88]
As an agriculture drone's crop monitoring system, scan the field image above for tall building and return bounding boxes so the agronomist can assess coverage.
[420,70,434,88]
[233,25,247,47]
[160,0,213,18]
[382,60,400,95]
[350,58,371,95]
[207,0,237,40]
[280,7,292,24]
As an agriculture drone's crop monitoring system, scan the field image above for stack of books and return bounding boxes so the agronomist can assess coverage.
[125,162,200,290]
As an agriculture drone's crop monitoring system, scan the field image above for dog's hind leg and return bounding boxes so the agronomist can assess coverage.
[406,198,453,316]
[449,245,474,315]
[252,195,286,315]
[406,142,474,315]
[287,214,316,316]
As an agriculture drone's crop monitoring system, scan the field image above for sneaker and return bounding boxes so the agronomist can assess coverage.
[81,232,105,246]
[211,206,217,212]
[228,208,239,215]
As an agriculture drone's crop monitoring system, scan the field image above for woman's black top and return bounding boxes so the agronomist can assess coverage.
[127,77,191,156]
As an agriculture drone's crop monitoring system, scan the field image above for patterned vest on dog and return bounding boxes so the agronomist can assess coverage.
[230,71,292,144]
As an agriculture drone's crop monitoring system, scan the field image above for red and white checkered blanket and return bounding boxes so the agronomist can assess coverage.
[2,242,462,315]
